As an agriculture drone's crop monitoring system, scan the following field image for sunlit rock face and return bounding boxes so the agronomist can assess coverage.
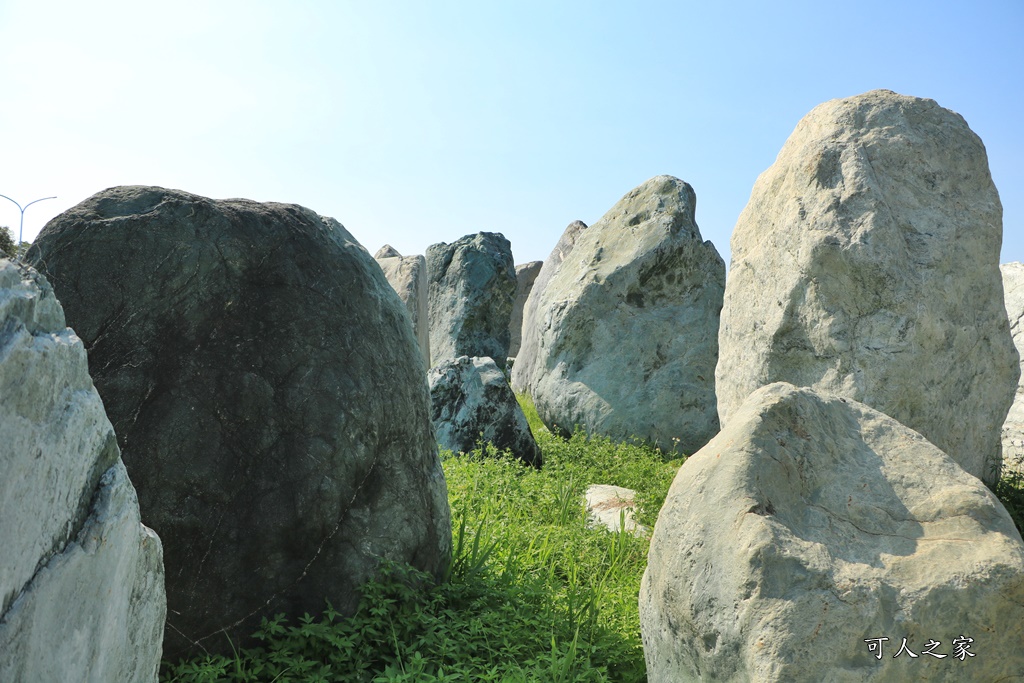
[641,382,1024,683]
[512,176,724,455]
[716,89,1017,485]
[0,258,165,682]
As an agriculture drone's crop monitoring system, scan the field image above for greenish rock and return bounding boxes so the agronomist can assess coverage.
[427,232,516,369]
[28,186,451,662]
[428,355,541,467]
[511,177,724,455]
[511,220,587,395]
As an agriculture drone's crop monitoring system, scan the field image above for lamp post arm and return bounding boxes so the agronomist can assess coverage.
[0,194,57,261]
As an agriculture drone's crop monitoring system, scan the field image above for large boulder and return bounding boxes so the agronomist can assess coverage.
[374,245,431,368]
[511,220,588,394]
[27,186,452,661]
[0,258,165,682]
[510,177,724,454]
[426,232,516,369]
[640,382,1024,683]
[508,260,542,358]
[716,89,1018,485]
[1001,261,1024,476]
[428,355,541,467]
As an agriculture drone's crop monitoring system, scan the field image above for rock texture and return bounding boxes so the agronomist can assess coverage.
[508,260,542,357]
[717,89,1018,485]
[428,356,541,467]
[0,258,165,682]
[427,232,516,369]
[1002,262,1024,476]
[374,244,402,259]
[510,177,724,454]
[584,484,646,536]
[28,186,451,661]
[511,220,588,394]
[375,245,431,368]
[640,382,1024,683]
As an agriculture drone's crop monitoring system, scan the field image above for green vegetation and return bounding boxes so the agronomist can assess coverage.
[158,393,1024,682]
[0,226,29,259]
[1,226,16,258]
[995,453,1024,536]
[161,394,682,682]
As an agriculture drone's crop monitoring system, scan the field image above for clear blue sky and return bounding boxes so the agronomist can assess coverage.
[2,1,1021,267]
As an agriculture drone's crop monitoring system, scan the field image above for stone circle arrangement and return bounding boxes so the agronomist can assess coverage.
[2,89,1023,681]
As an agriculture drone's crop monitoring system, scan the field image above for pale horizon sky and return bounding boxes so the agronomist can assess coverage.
[2,1,1021,268]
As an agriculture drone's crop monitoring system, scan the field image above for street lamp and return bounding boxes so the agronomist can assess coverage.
[0,193,56,260]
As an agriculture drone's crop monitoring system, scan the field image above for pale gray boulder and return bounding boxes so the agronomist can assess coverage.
[717,89,1018,485]
[511,220,587,394]
[508,260,542,358]
[428,355,541,467]
[374,244,402,259]
[1001,261,1024,476]
[584,484,646,536]
[0,258,165,682]
[426,232,516,369]
[28,186,451,661]
[511,177,724,454]
[640,382,1024,683]
[375,245,431,368]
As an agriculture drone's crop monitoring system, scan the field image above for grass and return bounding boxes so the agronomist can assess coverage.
[994,453,1024,536]
[160,394,683,682]
[158,395,1024,682]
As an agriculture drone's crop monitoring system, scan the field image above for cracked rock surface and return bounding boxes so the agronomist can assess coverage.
[511,176,724,454]
[426,232,516,370]
[28,186,451,661]
[0,258,165,681]
[428,355,541,467]
[640,382,1024,683]
[716,89,1018,485]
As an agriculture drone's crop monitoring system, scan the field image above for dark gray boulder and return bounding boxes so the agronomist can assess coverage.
[426,232,516,369]
[428,356,542,467]
[28,186,452,661]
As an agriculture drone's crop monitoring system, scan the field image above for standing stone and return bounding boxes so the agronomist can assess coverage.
[374,244,402,259]
[428,356,542,467]
[640,382,1024,683]
[508,261,542,358]
[511,220,588,394]
[0,258,165,682]
[1001,261,1024,476]
[511,177,724,454]
[375,245,431,368]
[28,186,451,661]
[426,232,516,369]
[716,89,1018,485]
